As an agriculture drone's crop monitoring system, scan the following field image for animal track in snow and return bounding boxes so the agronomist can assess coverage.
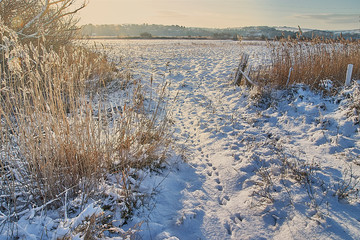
[224,221,232,235]
[231,213,243,223]
[218,195,230,205]
[215,185,223,191]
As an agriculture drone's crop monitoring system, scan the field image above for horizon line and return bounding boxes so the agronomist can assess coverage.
[80,23,360,32]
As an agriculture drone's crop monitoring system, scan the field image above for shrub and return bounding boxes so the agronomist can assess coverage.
[0,0,87,49]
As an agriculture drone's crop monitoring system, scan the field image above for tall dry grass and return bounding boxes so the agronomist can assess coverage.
[255,37,360,91]
[0,22,112,207]
[0,19,170,225]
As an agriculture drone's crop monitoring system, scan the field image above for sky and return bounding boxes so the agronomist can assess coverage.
[77,0,360,30]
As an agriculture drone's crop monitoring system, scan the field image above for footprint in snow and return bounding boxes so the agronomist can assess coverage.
[218,196,227,205]
[224,221,232,235]
[233,153,241,161]
[230,213,243,223]
[218,195,230,205]
[216,185,223,191]
[230,144,240,151]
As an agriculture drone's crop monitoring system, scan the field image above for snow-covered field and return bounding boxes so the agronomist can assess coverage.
[102,39,359,240]
[5,39,359,239]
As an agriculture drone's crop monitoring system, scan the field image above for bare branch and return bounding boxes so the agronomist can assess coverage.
[44,2,86,28]
[18,0,50,34]
[1,0,87,47]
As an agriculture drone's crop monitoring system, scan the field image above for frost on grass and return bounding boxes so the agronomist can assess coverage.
[1,38,360,239]
[0,26,171,239]
[92,40,359,240]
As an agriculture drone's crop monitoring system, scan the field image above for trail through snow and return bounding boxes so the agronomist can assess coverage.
[126,40,260,239]
[102,40,360,240]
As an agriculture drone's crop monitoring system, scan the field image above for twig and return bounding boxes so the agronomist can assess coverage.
[0,185,77,221]
[0,197,60,221]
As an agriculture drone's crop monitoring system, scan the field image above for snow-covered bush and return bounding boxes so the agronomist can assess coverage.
[0,0,86,49]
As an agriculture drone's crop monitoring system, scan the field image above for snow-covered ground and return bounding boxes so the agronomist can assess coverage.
[5,40,359,239]
[94,39,359,239]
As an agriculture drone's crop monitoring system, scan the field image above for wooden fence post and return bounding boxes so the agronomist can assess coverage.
[345,64,353,86]
[286,67,293,87]
[234,53,249,85]
[238,68,257,86]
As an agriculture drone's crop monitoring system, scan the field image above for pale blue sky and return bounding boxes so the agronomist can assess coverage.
[78,0,360,30]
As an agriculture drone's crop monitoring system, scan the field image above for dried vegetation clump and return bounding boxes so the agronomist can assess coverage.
[267,37,359,90]
[241,36,360,92]
[0,16,170,237]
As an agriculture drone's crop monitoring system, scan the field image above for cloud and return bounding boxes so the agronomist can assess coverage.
[295,13,359,24]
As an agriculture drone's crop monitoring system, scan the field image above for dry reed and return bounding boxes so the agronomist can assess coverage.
[254,37,360,91]
[0,19,170,226]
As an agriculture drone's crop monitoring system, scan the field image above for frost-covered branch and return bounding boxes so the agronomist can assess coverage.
[1,0,87,46]
[17,0,50,35]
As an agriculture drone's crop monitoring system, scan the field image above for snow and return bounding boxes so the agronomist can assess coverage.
[7,39,360,239]
[105,40,359,239]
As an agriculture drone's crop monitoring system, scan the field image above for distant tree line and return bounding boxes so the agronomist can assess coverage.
[81,24,360,40]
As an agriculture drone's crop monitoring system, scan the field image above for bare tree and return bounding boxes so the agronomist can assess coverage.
[0,0,87,48]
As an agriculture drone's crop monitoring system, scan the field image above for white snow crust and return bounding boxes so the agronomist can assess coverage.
[8,40,360,239]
